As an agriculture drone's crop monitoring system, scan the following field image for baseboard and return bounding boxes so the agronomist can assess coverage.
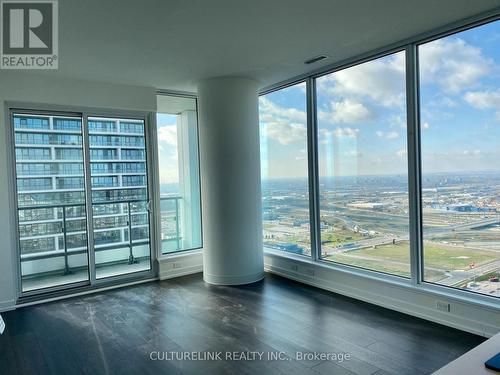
[203,270,265,285]
[159,264,203,280]
[265,259,500,338]
[0,299,15,313]
[158,250,203,280]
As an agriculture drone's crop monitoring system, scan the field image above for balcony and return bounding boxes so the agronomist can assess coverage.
[19,196,184,292]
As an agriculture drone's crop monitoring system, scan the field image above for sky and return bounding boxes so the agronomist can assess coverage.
[259,20,500,179]
[156,113,179,187]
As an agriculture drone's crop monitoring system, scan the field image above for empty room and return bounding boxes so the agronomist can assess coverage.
[0,1,499,374]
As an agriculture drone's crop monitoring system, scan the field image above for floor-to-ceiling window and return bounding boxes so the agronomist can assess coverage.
[260,17,500,299]
[419,20,500,296]
[11,110,153,295]
[259,82,311,256]
[316,51,410,277]
[156,94,202,254]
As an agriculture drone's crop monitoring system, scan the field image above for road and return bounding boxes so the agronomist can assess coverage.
[322,210,500,288]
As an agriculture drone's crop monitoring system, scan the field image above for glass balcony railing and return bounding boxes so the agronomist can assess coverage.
[18,196,184,272]
[160,196,182,253]
[17,195,187,291]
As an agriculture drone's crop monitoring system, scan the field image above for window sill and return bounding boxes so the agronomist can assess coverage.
[264,247,500,312]
[157,248,202,262]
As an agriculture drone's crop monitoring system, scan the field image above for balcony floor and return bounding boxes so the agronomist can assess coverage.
[22,260,151,292]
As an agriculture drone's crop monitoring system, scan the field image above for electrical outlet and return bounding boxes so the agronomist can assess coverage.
[173,262,182,269]
[436,301,450,312]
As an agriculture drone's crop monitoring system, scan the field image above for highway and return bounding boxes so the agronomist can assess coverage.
[322,210,500,290]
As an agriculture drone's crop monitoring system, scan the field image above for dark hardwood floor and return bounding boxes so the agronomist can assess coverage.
[0,273,486,375]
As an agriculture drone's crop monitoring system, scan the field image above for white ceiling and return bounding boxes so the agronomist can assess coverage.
[19,0,500,92]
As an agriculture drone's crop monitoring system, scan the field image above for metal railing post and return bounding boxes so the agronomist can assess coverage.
[62,206,71,275]
[127,201,136,264]
[175,198,180,250]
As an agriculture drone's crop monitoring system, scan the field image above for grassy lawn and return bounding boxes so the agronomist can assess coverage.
[325,254,411,278]
[338,241,496,269]
[324,240,499,278]
[423,242,498,270]
[321,228,366,246]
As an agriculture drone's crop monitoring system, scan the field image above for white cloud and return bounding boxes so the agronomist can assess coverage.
[157,125,179,184]
[262,121,306,145]
[437,96,458,108]
[386,131,399,139]
[376,130,399,139]
[319,127,360,143]
[260,96,306,123]
[259,96,307,145]
[344,150,363,157]
[419,38,492,94]
[422,122,430,130]
[318,99,373,124]
[318,51,406,108]
[157,125,177,146]
[333,127,359,138]
[389,115,406,129]
[464,89,500,109]
[295,148,307,161]
[396,149,407,157]
[462,149,481,156]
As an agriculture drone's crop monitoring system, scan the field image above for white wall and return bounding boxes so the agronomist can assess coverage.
[0,70,156,310]
[177,110,202,250]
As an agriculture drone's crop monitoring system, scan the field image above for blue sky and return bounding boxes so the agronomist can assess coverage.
[259,20,500,178]
[156,113,179,186]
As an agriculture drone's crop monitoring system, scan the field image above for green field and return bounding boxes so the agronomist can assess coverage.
[324,241,499,280]
[329,254,411,278]
[321,228,366,246]
[464,271,500,284]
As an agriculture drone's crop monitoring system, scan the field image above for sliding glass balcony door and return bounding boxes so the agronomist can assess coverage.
[12,110,153,296]
[88,117,152,279]
[13,112,90,292]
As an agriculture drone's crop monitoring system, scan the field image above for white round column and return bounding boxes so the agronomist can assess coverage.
[198,77,264,285]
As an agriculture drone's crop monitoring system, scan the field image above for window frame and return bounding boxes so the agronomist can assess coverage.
[260,10,500,305]
[260,80,313,258]
[154,91,204,257]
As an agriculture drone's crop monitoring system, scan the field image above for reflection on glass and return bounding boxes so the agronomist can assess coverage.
[419,21,500,297]
[259,82,311,256]
[156,95,202,254]
[14,114,90,292]
[316,51,410,277]
[88,117,151,279]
